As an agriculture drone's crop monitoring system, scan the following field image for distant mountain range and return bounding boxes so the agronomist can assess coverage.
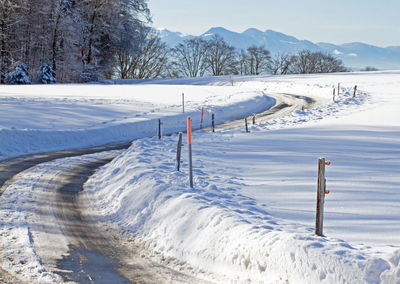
[156,27,400,70]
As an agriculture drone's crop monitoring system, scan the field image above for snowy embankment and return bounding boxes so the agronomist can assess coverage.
[81,72,400,283]
[0,84,273,160]
[0,71,399,283]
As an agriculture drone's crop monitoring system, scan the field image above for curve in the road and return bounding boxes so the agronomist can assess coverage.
[0,93,315,283]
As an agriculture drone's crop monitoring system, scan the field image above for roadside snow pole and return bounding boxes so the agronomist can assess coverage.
[182,93,185,113]
[187,117,193,188]
[158,119,162,139]
[333,88,336,101]
[200,107,204,129]
[337,83,340,96]
[212,113,215,132]
[315,158,331,236]
[230,75,234,86]
[252,114,256,125]
[176,132,183,171]
[245,118,250,133]
[353,85,357,97]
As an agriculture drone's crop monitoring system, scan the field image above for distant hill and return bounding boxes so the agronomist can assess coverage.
[156,27,400,70]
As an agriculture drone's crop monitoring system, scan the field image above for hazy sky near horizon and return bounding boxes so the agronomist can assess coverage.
[148,0,400,47]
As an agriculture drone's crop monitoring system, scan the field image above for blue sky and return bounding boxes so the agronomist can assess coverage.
[148,0,400,47]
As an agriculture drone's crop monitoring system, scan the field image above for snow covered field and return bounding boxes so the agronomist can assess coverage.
[1,71,399,283]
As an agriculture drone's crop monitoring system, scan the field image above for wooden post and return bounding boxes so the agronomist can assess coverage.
[200,107,204,129]
[353,85,357,97]
[211,113,215,133]
[333,88,336,101]
[182,93,185,113]
[176,132,183,171]
[158,119,162,139]
[252,114,256,125]
[315,157,329,236]
[187,117,193,188]
[337,83,340,96]
[245,118,249,133]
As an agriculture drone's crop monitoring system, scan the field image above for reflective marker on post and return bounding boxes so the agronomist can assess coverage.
[187,117,193,188]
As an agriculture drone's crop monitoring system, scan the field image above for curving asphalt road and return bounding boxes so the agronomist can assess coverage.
[0,93,316,283]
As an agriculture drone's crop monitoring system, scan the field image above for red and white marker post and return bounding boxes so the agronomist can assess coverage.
[200,107,204,129]
[187,117,193,188]
[315,158,331,236]
[230,75,234,86]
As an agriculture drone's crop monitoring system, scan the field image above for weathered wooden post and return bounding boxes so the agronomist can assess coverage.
[211,113,215,133]
[245,118,250,133]
[333,88,336,101]
[252,114,256,125]
[337,83,340,96]
[187,117,193,188]
[315,158,331,236]
[182,93,185,113]
[200,107,204,129]
[158,119,162,139]
[176,132,183,171]
[353,85,357,97]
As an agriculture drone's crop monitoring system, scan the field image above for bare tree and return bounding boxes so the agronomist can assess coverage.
[204,35,237,76]
[115,31,170,79]
[171,38,208,77]
[289,50,347,74]
[268,53,293,75]
[247,46,270,75]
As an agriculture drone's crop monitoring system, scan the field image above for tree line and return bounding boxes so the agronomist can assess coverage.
[0,0,151,83]
[0,1,347,84]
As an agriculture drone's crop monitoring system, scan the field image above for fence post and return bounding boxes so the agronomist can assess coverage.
[337,83,340,96]
[353,85,357,97]
[333,88,336,101]
[158,119,162,139]
[182,93,185,113]
[315,158,331,236]
[200,107,204,129]
[211,113,215,133]
[245,117,250,133]
[176,132,183,171]
[187,117,193,188]
[252,114,256,125]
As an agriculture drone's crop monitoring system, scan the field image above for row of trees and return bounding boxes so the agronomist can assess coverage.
[113,35,347,80]
[1,0,151,83]
[1,0,347,83]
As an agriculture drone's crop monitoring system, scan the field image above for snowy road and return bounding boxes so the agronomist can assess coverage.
[0,92,314,283]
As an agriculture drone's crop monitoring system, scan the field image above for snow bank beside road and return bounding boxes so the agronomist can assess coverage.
[83,72,400,282]
[0,84,273,160]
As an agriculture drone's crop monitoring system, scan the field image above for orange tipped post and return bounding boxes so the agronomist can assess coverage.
[325,161,331,166]
[200,107,204,129]
[187,117,193,188]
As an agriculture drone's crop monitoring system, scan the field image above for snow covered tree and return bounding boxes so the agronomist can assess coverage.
[5,62,31,84]
[37,63,56,84]
[0,0,151,83]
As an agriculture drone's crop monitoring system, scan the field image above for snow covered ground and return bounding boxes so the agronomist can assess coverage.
[0,84,273,160]
[1,71,400,283]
